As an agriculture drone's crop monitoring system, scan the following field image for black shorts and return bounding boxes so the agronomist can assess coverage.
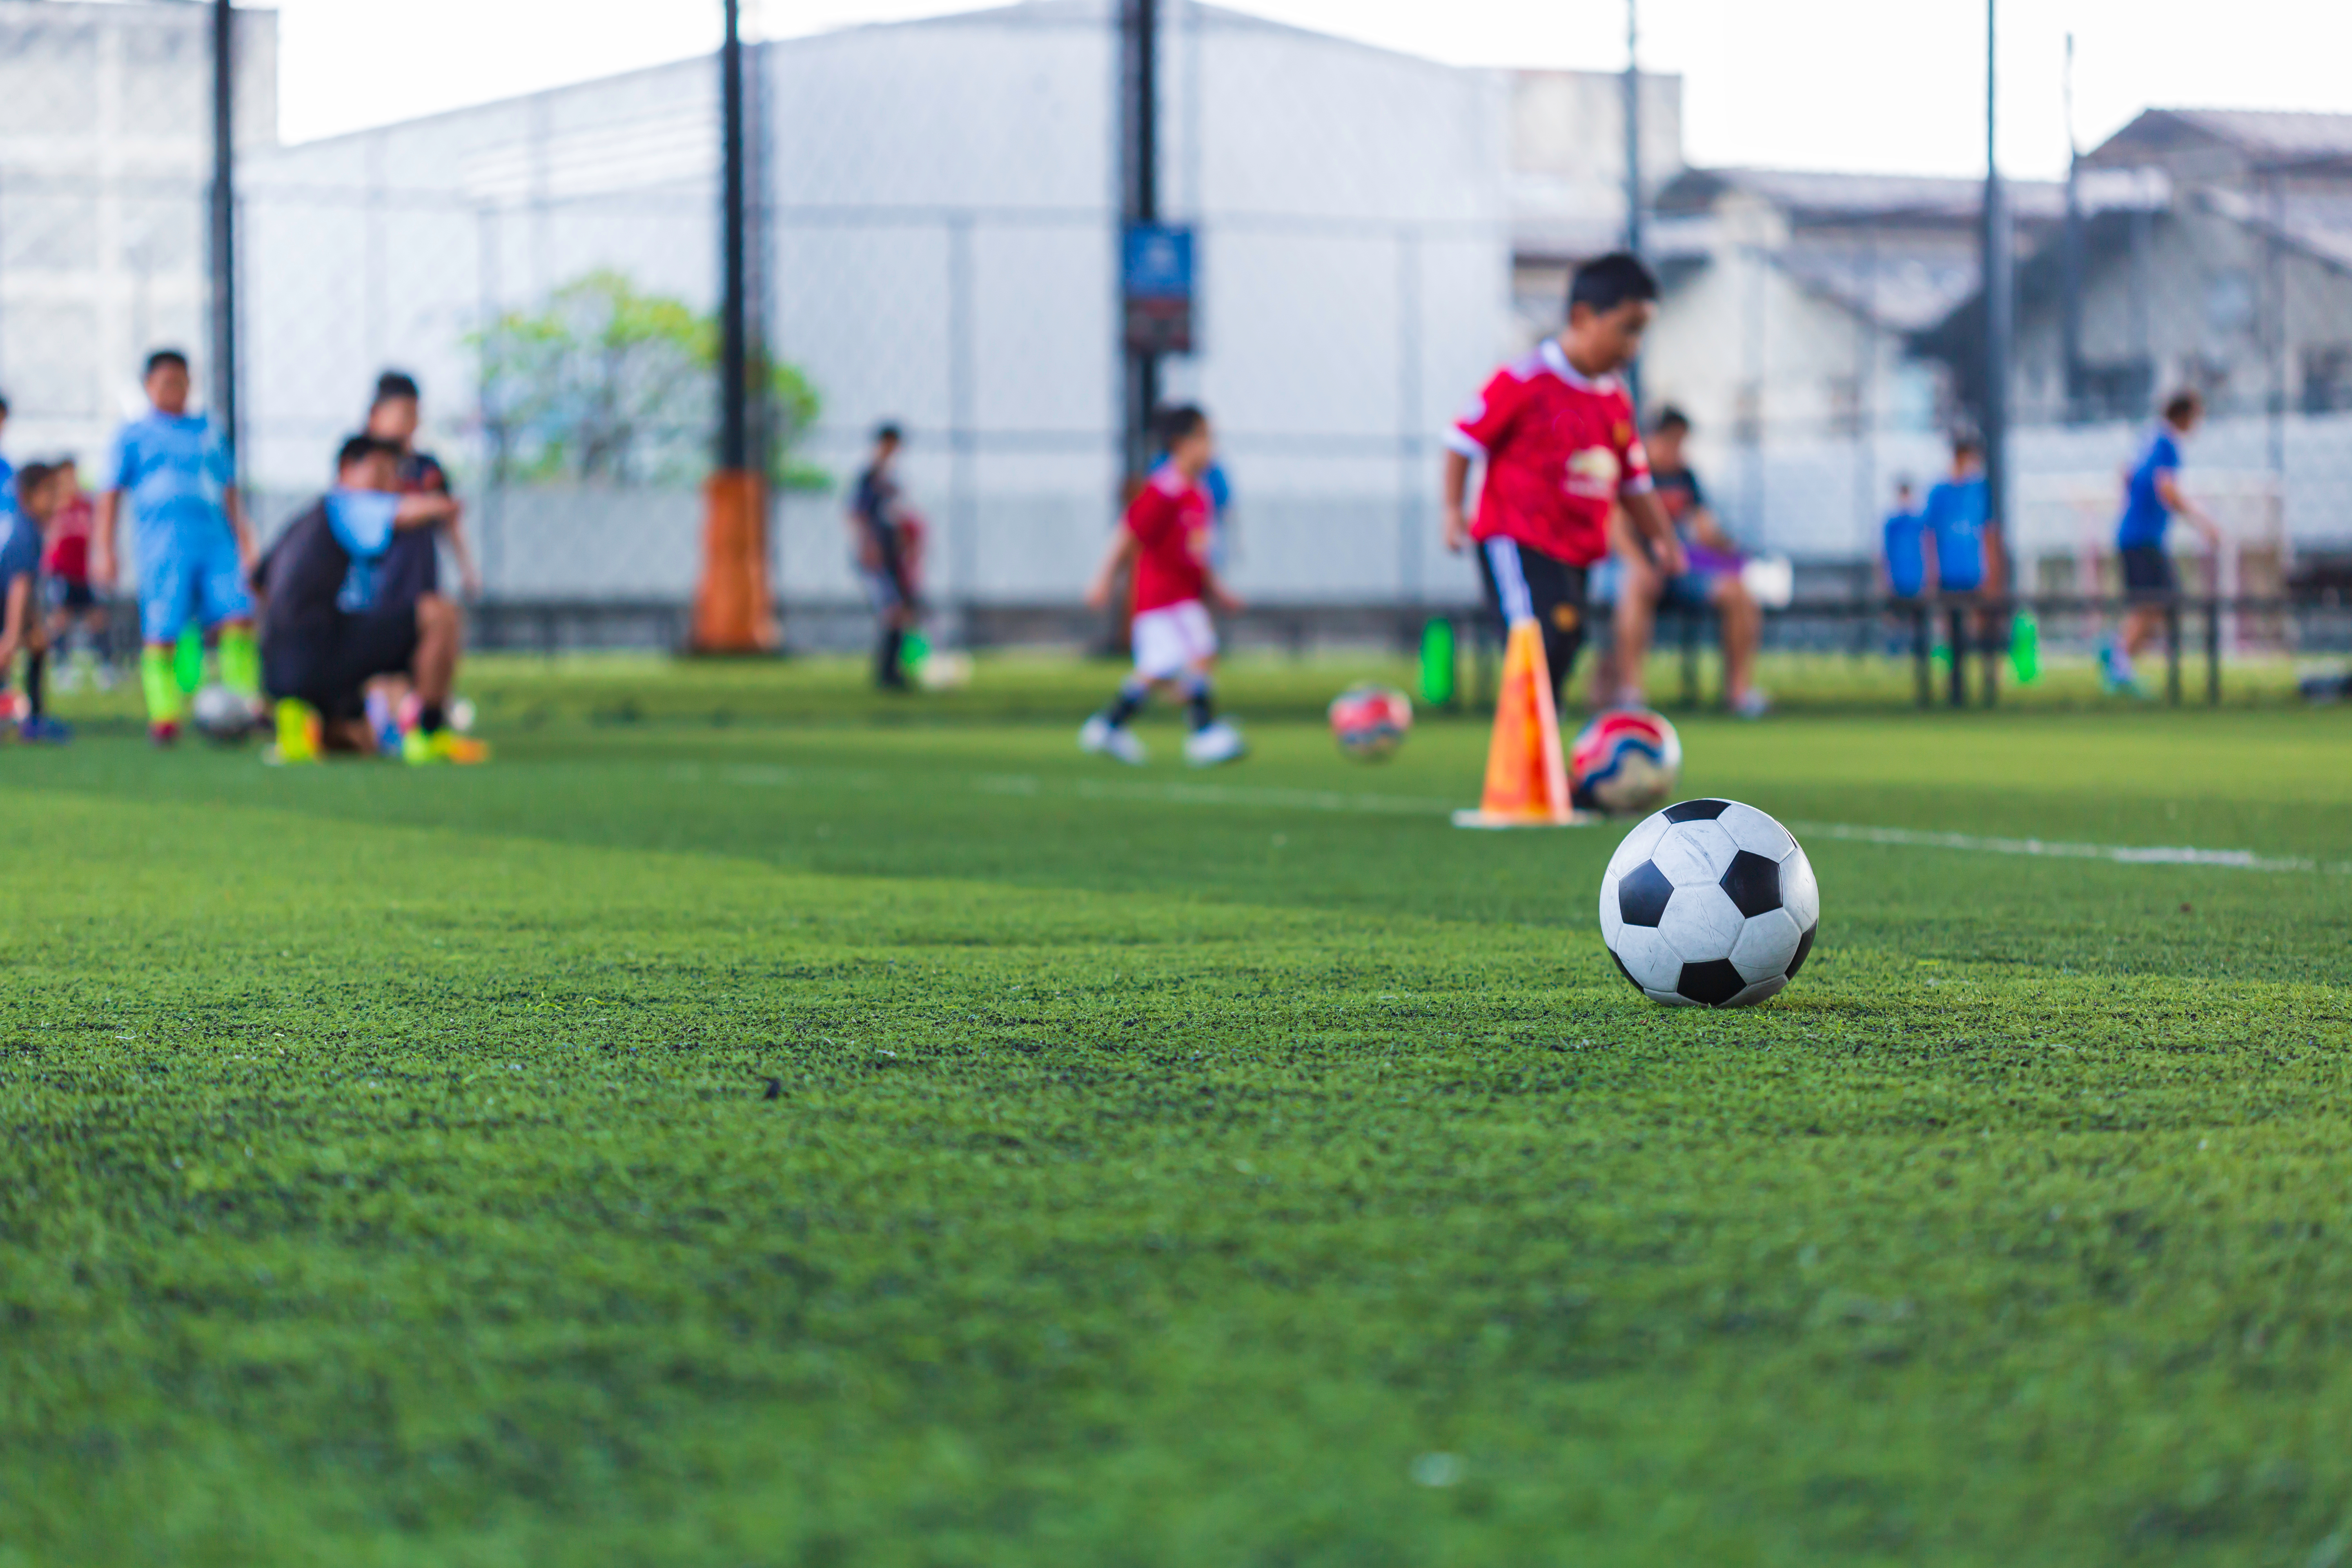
[1475,536,1589,696]
[46,579,96,613]
[263,612,419,722]
[2121,544,2176,599]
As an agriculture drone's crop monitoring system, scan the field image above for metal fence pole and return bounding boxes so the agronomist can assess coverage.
[208,0,238,453]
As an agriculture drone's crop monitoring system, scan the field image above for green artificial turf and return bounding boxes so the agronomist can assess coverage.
[4,654,2350,1566]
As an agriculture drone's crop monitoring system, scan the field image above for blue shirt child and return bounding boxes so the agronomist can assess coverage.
[2117,426,2183,550]
[1882,505,1927,598]
[1920,474,1989,592]
[107,412,236,557]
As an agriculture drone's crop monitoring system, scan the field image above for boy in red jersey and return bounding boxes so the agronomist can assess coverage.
[1079,405,1245,766]
[1441,252,1684,708]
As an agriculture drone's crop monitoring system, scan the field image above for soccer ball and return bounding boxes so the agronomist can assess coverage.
[1329,684,1412,760]
[190,684,256,743]
[1599,799,1818,1008]
[1571,707,1682,816]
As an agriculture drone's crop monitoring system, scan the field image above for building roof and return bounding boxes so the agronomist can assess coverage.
[2089,108,2352,170]
[1655,166,2067,225]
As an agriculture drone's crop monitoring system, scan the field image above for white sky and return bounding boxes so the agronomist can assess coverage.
[272,0,2352,181]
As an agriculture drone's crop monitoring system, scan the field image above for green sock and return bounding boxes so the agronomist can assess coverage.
[142,647,187,725]
[218,627,261,700]
[174,626,205,695]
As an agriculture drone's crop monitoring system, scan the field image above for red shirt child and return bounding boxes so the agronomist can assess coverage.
[1448,336,1652,568]
[1124,463,1214,614]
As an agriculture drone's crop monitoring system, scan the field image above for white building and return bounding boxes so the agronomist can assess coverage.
[0,0,276,463]
[240,0,1516,615]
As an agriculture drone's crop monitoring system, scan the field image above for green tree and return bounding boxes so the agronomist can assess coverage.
[476,269,826,490]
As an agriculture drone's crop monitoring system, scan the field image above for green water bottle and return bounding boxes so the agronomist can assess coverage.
[1419,619,1456,708]
[2009,610,2040,685]
[902,629,931,674]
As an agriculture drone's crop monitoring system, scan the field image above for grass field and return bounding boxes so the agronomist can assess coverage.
[4,653,2350,1567]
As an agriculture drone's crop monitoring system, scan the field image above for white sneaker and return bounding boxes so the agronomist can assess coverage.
[1079,715,1146,765]
[1732,690,1771,719]
[1183,720,1247,767]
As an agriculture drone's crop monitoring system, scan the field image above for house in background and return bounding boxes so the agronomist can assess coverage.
[1506,67,1683,341]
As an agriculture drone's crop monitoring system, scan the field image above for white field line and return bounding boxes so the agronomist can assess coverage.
[1786,821,2352,876]
[672,762,2349,875]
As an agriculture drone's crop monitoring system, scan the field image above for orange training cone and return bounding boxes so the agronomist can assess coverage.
[1452,619,1584,829]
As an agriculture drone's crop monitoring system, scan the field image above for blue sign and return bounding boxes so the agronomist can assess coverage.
[1123,224,1195,354]
[1123,224,1194,299]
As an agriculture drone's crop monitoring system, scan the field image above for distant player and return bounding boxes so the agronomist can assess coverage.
[2103,389,2221,695]
[1442,252,1684,711]
[2,460,69,742]
[1605,406,1765,716]
[41,458,111,690]
[359,370,477,748]
[90,348,262,744]
[1880,478,1928,601]
[849,422,918,690]
[1920,433,2004,634]
[260,435,482,765]
[1079,404,1246,766]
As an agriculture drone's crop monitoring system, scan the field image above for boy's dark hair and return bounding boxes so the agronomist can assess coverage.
[873,421,904,445]
[1950,430,1984,459]
[0,391,10,416]
[1651,405,1692,435]
[2163,387,2203,425]
[16,462,51,514]
[374,369,422,405]
[336,433,400,472]
[145,348,190,378]
[1154,403,1208,449]
[1568,251,1661,318]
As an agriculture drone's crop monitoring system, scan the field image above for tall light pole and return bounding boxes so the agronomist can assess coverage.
[1622,0,1643,408]
[1982,0,2011,563]
[690,0,775,652]
[208,0,237,452]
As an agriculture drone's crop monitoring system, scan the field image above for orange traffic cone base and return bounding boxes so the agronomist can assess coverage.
[1452,619,1595,829]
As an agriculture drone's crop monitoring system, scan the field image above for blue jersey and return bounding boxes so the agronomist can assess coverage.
[324,488,401,612]
[1882,510,1927,597]
[107,412,236,557]
[2117,427,2182,550]
[1921,475,1989,591]
[0,509,42,592]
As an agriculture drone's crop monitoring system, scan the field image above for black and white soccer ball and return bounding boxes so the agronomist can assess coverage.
[1599,798,1818,1007]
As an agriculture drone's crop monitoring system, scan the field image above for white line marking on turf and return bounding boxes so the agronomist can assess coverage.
[1786,822,2350,876]
[673,762,2345,875]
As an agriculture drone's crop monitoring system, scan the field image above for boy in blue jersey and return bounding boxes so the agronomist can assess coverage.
[2,459,70,743]
[90,349,262,744]
[2102,389,2221,694]
[259,435,482,764]
[1920,434,2000,599]
[1880,479,1928,600]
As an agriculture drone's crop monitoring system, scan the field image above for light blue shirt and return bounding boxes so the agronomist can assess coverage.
[325,487,401,612]
[108,412,235,555]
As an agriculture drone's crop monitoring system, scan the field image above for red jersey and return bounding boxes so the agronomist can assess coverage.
[1448,338,1652,567]
[1125,462,1213,614]
[43,493,93,582]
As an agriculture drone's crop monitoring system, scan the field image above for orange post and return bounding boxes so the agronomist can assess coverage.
[691,469,774,653]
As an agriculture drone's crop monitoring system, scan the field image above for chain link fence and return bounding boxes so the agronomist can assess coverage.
[4,3,2352,673]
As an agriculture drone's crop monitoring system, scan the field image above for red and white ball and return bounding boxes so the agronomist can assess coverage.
[1328,685,1413,761]
[1571,707,1682,816]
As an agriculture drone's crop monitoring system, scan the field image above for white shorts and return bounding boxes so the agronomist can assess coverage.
[1131,599,1217,680]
